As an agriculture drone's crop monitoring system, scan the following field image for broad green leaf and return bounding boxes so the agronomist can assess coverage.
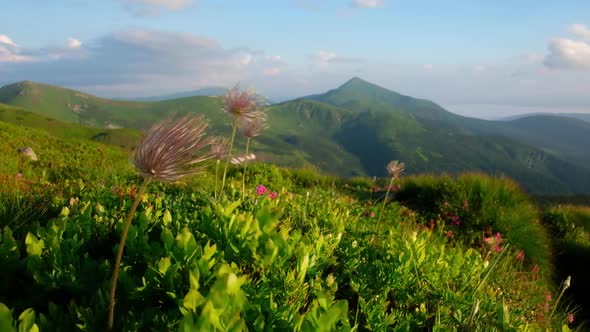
[161,228,174,252]
[17,308,36,332]
[157,257,171,275]
[223,200,242,217]
[183,289,205,312]
[175,228,197,258]
[1,227,19,259]
[189,268,200,290]
[24,233,44,257]
[163,210,172,226]
[0,303,16,332]
[60,207,70,217]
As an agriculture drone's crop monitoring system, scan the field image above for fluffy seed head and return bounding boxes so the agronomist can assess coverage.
[210,136,230,160]
[386,160,405,178]
[239,116,268,138]
[222,84,267,122]
[133,114,217,182]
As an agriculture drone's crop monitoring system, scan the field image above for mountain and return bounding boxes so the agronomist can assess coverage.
[501,112,590,123]
[2,79,590,195]
[129,87,227,101]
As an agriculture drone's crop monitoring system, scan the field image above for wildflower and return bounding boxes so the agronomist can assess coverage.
[222,84,266,122]
[386,160,405,178]
[133,114,217,182]
[516,250,525,262]
[568,313,575,324]
[230,153,256,165]
[376,160,406,233]
[352,240,358,248]
[268,191,278,200]
[239,116,268,138]
[256,185,268,196]
[109,114,218,329]
[484,232,503,253]
[445,230,454,238]
[564,275,571,289]
[210,137,229,161]
[219,84,267,198]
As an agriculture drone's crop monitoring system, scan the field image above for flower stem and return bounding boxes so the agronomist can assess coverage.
[108,178,150,330]
[375,177,395,234]
[242,138,251,200]
[214,160,220,198]
[220,122,237,197]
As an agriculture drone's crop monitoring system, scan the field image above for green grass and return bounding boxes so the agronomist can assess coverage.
[0,119,580,330]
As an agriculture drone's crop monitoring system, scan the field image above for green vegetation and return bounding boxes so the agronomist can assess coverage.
[2,79,590,195]
[0,113,582,331]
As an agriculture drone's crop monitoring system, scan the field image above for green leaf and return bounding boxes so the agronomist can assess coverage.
[223,200,242,217]
[183,289,205,312]
[24,233,44,257]
[189,268,200,290]
[17,308,36,332]
[175,227,197,258]
[163,209,172,226]
[0,303,16,332]
[161,228,174,252]
[157,257,171,275]
[0,227,19,260]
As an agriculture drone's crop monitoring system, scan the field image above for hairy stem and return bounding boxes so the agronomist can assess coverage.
[214,160,220,199]
[108,178,150,330]
[220,122,237,197]
[375,177,395,234]
[242,138,251,200]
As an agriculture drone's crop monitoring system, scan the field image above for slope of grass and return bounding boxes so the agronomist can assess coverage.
[0,133,578,330]
[2,80,590,195]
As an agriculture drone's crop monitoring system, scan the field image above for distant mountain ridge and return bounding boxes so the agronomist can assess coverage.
[501,112,590,123]
[2,78,590,195]
[128,87,227,101]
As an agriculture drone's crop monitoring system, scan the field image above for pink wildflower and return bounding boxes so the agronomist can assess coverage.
[445,230,454,238]
[516,250,525,262]
[268,192,278,200]
[256,185,267,196]
[568,313,575,324]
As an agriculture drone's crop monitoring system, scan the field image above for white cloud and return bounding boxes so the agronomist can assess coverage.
[123,0,193,10]
[67,38,82,49]
[267,55,282,62]
[571,23,590,40]
[0,29,286,97]
[350,0,385,8]
[317,50,337,62]
[544,38,590,70]
[423,64,433,70]
[0,34,34,63]
[0,34,17,47]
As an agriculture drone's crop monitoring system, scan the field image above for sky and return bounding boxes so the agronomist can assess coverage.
[1,0,590,118]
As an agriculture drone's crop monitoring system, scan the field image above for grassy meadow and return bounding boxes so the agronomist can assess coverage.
[0,106,586,331]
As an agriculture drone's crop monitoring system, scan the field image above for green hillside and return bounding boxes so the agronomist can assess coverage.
[2,79,590,195]
[0,116,581,330]
[0,103,142,149]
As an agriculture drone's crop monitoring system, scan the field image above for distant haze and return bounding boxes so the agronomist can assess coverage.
[444,104,590,120]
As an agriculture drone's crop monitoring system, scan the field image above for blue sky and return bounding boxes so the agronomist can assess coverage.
[1,0,589,117]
